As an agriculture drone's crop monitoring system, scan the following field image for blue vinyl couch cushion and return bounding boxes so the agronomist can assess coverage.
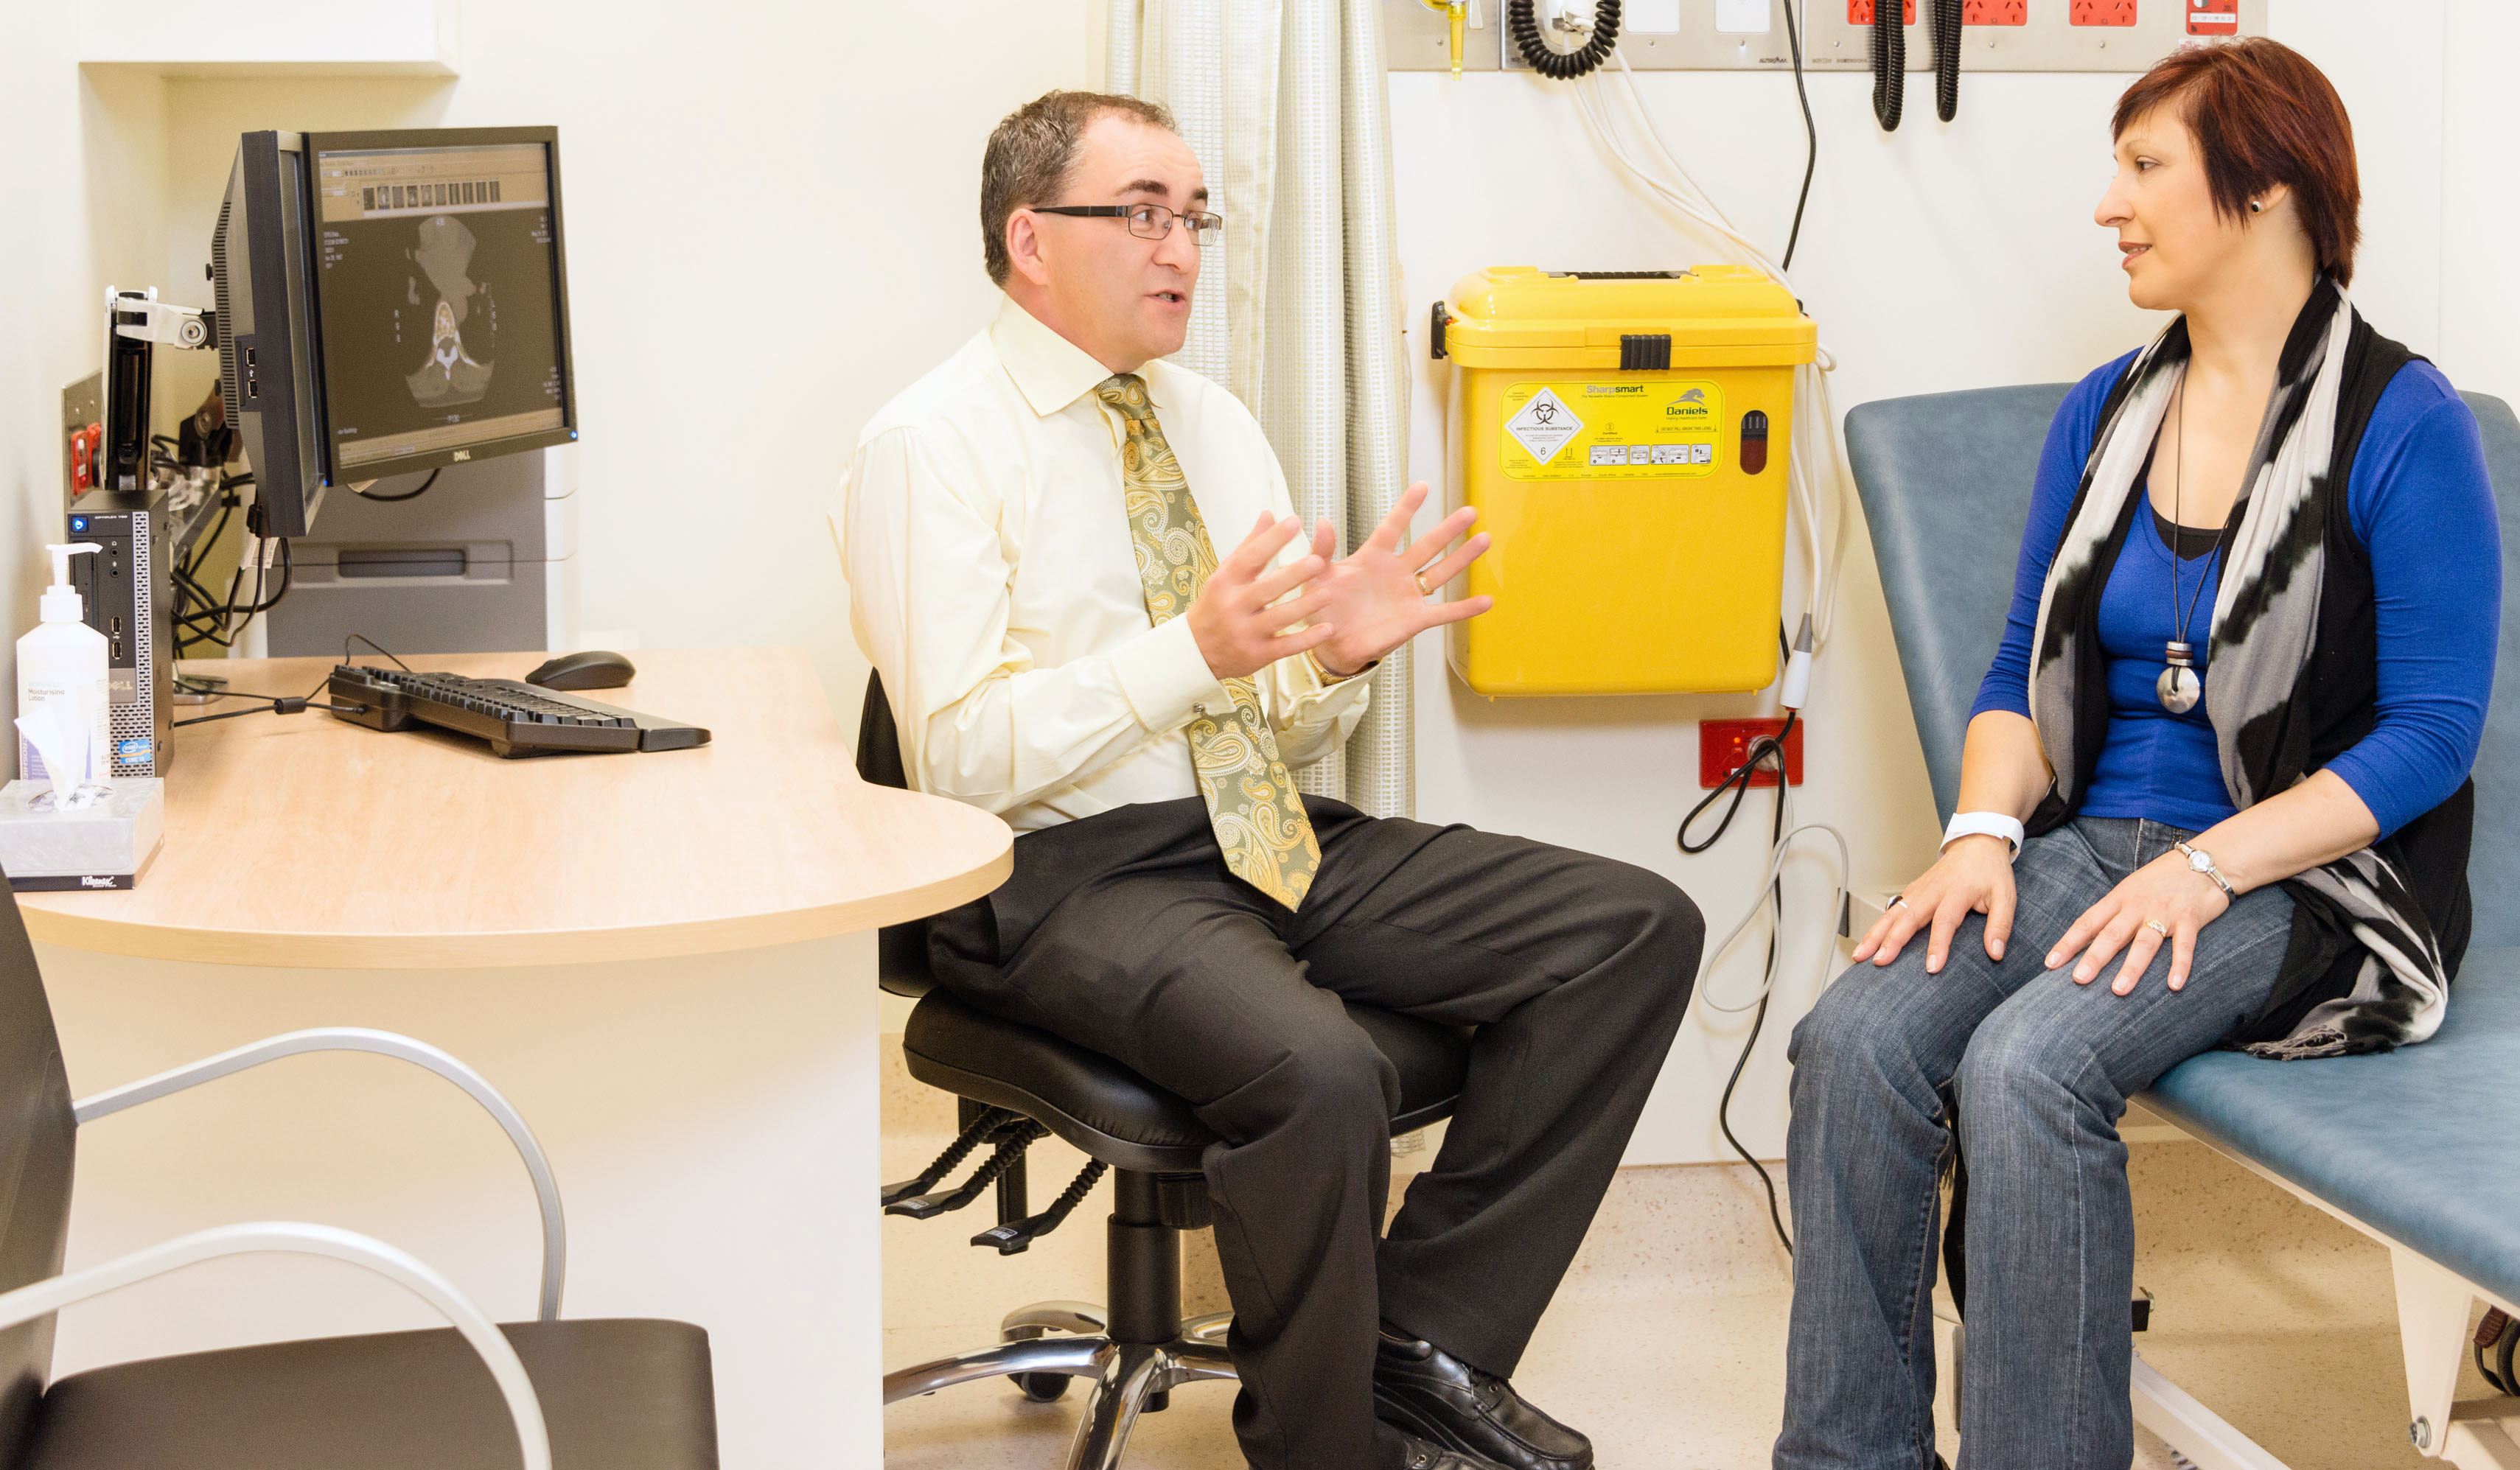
[2144,948,2520,1303]
[1849,384,2520,1305]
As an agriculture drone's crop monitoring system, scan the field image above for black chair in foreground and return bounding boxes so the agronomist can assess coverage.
[865,674,1476,1470]
[0,881,717,1469]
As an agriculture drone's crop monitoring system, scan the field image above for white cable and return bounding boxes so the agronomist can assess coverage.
[1568,47,1858,651]
[1695,819,1850,1015]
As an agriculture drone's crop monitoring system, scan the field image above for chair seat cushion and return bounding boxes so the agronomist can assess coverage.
[904,988,1473,1174]
[2145,945,2520,1306]
[23,1318,715,1470]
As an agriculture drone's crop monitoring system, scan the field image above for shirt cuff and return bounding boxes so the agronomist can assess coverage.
[1110,615,1234,733]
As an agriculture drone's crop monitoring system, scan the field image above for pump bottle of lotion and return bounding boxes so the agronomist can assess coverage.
[18,544,108,786]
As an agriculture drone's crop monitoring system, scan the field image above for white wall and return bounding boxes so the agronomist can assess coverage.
[1392,0,2516,1166]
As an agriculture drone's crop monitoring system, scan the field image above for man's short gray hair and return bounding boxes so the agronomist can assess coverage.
[980,90,1178,287]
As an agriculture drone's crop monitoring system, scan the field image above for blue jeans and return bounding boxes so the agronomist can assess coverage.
[1773,817,2295,1470]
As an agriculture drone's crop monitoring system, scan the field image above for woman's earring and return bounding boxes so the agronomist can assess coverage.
[2248,199,2264,213]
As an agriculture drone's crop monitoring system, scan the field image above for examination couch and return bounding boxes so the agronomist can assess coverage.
[1850,383,2520,1469]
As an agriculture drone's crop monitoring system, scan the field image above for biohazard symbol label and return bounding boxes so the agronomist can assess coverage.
[1504,388,1583,465]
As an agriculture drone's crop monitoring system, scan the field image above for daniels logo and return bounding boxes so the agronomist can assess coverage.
[78,876,117,889]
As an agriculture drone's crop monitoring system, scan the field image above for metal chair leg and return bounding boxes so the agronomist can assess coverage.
[883,1334,1106,1404]
[1179,1311,1231,1345]
[1004,1301,1111,1340]
[1064,1341,1169,1470]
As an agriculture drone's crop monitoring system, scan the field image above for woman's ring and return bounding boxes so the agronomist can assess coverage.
[2143,917,2169,937]
[1414,573,1433,598]
[1888,896,1909,912]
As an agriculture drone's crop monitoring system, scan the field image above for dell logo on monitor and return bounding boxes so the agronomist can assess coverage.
[453,449,471,461]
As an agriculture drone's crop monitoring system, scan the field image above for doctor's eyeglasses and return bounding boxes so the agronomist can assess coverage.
[1033,203,1225,247]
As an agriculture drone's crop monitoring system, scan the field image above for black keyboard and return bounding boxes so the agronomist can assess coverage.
[327,665,711,759]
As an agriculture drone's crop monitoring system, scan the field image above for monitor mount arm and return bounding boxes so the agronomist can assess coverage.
[100,287,216,497]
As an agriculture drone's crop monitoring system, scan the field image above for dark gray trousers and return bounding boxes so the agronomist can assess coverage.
[929,796,1701,1470]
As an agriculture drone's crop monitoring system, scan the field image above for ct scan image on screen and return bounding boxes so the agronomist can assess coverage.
[312,141,568,472]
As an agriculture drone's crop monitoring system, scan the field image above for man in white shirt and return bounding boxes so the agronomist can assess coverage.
[845,91,1703,1470]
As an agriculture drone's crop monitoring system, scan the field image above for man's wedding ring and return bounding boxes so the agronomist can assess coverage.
[2143,917,2169,936]
[1888,896,1909,912]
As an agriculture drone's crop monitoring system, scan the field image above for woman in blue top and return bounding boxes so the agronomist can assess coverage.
[1776,39,2500,1470]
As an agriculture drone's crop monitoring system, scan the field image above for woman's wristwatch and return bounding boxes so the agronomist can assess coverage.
[1941,811,2025,863]
[2173,840,2235,897]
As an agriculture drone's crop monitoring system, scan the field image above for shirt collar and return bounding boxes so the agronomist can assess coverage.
[991,296,1131,418]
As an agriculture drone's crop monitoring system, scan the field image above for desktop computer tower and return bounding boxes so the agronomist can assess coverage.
[264,447,579,659]
[52,500,178,780]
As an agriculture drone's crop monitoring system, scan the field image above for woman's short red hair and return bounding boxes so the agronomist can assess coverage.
[2113,39,2361,287]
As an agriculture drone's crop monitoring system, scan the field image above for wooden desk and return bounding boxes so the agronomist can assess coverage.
[21,646,1011,967]
[26,648,1008,1468]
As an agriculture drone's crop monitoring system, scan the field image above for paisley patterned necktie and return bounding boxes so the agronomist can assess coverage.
[1093,373,1321,910]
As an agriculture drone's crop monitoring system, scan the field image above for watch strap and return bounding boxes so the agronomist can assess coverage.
[1941,811,2026,862]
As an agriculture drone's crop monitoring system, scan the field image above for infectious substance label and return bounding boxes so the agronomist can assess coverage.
[1498,379,1723,480]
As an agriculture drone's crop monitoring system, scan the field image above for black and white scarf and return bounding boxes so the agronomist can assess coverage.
[2027,280,2458,1060]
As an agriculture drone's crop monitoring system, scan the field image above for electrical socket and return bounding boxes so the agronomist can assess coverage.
[2069,0,2137,25]
[1700,718,1804,789]
[1846,0,1916,24]
[1961,0,2026,23]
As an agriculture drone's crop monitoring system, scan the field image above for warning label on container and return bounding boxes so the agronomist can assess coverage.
[1504,388,1582,464]
[1498,379,1725,481]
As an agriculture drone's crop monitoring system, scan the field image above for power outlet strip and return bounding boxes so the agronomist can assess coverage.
[1796,0,2264,73]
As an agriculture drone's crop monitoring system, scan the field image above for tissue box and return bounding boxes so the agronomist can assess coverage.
[0,780,164,891]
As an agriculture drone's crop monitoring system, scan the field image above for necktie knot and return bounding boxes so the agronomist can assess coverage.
[1094,373,1153,425]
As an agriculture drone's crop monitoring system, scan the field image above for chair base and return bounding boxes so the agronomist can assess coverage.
[884,1302,1235,1470]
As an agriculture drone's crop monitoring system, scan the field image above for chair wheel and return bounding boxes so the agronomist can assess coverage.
[1011,1372,1069,1402]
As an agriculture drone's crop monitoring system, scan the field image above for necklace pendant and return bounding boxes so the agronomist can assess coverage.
[2157,640,2203,714]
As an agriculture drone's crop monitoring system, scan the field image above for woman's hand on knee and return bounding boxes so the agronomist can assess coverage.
[1851,836,2016,974]
[2045,855,2231,995]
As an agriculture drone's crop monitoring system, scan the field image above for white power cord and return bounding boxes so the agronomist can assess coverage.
[1697,815,1850,1015]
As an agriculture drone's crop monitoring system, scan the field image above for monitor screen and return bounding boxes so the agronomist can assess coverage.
[307,139,570,474]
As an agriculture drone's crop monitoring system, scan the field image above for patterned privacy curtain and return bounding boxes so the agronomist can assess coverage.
[1107,0,1414,818]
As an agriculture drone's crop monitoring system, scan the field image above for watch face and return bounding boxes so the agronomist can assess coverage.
[2188,850,2213,871]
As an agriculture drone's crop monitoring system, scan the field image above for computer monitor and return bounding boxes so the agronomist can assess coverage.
[212,126,577,539]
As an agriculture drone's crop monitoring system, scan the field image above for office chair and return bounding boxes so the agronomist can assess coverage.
[865,673,1477,1470]
[0,881,718,1467]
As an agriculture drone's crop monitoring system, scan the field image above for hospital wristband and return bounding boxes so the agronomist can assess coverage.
[1942,811,2026,862]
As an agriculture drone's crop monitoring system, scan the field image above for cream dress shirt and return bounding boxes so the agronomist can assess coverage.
[842,298,1370,833]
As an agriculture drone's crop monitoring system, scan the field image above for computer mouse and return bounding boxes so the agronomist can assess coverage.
[526,650,636,691]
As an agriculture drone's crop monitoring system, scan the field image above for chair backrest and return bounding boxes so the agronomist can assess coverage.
[0,885,76,1457]
[1848,385,2520,948]
[856,673,939,991]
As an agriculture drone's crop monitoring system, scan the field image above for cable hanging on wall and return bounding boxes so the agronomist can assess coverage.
[1506,0,1622,79]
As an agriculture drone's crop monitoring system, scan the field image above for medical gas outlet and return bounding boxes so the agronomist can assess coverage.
[1434,265,1816,696]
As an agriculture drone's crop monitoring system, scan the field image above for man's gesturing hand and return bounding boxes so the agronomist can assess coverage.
[1187,514,1338,682]
[1306,483,1493,676]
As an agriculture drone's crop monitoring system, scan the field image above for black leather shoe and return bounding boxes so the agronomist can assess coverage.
[1376,1417,1512,1470]
[1372,1325,1593,1470]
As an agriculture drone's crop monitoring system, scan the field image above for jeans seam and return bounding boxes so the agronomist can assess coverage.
[1906,1074,1960,1464]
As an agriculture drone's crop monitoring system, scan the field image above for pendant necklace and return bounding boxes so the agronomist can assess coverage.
[2158,373,2228,715]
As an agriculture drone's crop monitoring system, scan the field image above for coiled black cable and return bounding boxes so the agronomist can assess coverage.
[1507,0,1622,80]
[1871,1,1906,132]
[1932,0,1964,122]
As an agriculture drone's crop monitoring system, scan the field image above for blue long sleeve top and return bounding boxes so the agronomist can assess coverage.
[1971,353,2501,839]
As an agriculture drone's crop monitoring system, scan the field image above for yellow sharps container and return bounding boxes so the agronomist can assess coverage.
[1436,266,1818,696]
